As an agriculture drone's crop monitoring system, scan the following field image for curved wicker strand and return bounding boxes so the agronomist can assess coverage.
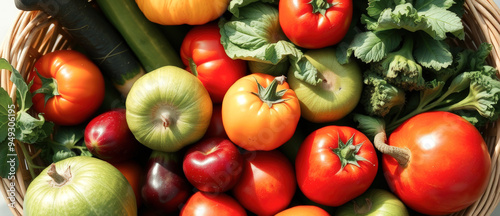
[1,1,500,216]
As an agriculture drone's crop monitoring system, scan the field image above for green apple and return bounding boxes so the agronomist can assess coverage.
[288,47,362,123]
[336,188,409,216]
[125,66,213,152]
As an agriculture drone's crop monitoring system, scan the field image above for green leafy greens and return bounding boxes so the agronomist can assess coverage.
[341,0,500,139]
[219,1,321,85]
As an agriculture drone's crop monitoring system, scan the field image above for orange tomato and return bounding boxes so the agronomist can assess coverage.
[135,0,230,25]
[221,73,301,151]
[275,205,331,216]
[112,160,145,207]
[28,50,105,125]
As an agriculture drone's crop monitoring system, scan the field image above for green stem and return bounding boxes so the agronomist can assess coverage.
[251,75,289,108]
[18,143,45,180]
[340,145,356,159]
[33,71,60,107]
[188,58,198,77]
[373,131,410,167]
[309,0,339,15]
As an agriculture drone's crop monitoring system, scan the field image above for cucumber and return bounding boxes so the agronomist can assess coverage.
[15,0,145,97]
[95,0,184,72]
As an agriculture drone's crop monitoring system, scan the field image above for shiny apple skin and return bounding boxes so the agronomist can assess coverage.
[141,151,192,214]
[84,108,142,163]
[183,137,243,193]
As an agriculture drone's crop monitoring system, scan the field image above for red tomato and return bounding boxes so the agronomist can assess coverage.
[180,23,247,104]
[275,205,330,216]
[28,50,105,125]
[112,160,145,207]
[180,191,247,216]
[384,111,491,215]
[232,150,296,216]
[279,0,353,49]
[295,125,378,207]
[222,73,301,151]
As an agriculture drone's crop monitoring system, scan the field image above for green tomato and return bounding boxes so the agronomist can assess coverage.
[288,47,362,123]
[335,189,409,216]
[126,66,212,152]
[24,156,136,216]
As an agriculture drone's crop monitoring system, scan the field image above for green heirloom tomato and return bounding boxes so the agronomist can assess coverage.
[24,156,136,216]
[335,188,409,216]
[126,66,213,152]
[288,47,362,123]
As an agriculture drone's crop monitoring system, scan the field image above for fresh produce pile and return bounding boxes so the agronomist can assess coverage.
[1,0,499,215]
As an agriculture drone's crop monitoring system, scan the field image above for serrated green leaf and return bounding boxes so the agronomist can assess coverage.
[220,2,320,85]
[15,112,54,144]
[414,0,455,10]
[349,30,403,63]
[414,33,453,70]
[364,3,464,40]
[366,0,403,18]
[0,88,13,142]
[0,59,32,112]
[53,149,76,163]
[418,4,464,40]
[228,0,278,17]
[53,125,85,149]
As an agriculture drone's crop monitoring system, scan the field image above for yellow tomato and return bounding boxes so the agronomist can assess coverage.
[221,73,301,151]
[135,0,230,25]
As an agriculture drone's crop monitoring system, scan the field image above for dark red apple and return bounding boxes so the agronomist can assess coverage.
[183,137,243,193]
[84,108,142,163]
[142,151,192,214]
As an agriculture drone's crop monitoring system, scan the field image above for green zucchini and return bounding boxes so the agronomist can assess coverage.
[15,0,145,97]
[95,0,183,71]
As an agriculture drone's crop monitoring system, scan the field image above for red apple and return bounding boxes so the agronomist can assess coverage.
[84,108,142,163]
[183,137,243,193]
[142,151,192,214]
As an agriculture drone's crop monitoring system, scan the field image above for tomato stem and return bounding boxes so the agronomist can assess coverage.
[331,134,370,170]
[252,75,289,108]
[33,70,60,107]
[373,131,410,167]
[353,198,373,214]
[188,58,198,77]
[308,0,339,16]
[47,163,72,187]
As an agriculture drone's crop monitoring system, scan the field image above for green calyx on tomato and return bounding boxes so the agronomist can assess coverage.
[33,71,60,106]
[331,134,369,169]
[187,58,199,77]
[309,0,339,16]
[252,75,289,108]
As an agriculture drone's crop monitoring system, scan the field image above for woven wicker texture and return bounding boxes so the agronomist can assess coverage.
[1,0,499,215]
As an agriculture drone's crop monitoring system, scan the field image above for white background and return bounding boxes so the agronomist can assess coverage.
[1,0,500,215]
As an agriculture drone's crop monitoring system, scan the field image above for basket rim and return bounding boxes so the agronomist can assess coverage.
[1,1,500,216]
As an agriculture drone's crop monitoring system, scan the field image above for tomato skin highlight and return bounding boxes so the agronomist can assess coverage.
[295,125,378,207]
[384,111,491,215]
[232,150,296,216]
[180,23,247,104]
[28,50,105,125]
[180,191,247,216]
[279,0,353,49]
[275,205,330,216]
[222,73,301,151]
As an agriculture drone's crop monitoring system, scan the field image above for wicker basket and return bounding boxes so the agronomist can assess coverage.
[1,0,500,215]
